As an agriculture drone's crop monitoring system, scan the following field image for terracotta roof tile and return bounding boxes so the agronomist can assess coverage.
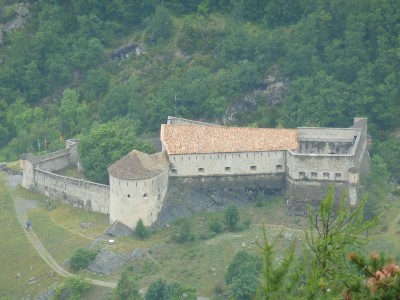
[161,125,298,154]
[108,150,168,180]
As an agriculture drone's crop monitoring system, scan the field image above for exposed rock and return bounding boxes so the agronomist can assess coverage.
[88,248,146,276]
[107,221,134,237]
[88,249,131,275]
[1,3,30,46]
[35,288,55,300]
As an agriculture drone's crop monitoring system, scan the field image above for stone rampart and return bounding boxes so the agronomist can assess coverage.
[34,169,110,214]
[155,173,284,225]
[285,177,348,216]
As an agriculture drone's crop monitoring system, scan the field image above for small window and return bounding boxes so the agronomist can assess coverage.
[225,167,231,173]
[323,172,330,179]
[276,165,283,172]
[250,166,257,172]
[127,194,130,198]
[171,168,177,175]
[198,167,205,174]
[299,172,306,178]
[311,172,317,179]
[143,193,147,198]
[335,173,342,180]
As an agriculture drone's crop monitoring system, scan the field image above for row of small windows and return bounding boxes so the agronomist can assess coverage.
[126,193,161,200]
[171,152,280,161]
[171,165,284,175]
[299,172,342,180]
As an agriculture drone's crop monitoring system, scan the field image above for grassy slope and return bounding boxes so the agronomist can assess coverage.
[2,169,400,298]
[0,173,58,298]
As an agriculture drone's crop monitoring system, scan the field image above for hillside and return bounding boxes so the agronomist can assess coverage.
[0,0,400,184]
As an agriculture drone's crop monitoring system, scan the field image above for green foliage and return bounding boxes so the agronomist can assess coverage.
[115,271,141,300]
[135,218,150,240]
[304,185,380,295]
[208,218,223,233]
[172,219,195,243]
[224,204,240,231]
[373,139,400,182]
[346,252,400,299]
[256,227,299,299]
[224,251,261,300]
[65,275,90,294]
[145,279,196,300]
[59,89,91,136]
[69,248,96,271]
[78,118,154,184]
[145,6,174,43]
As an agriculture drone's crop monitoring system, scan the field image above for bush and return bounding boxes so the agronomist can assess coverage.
[172,219,195,243]
[115,271,141,300]
[70,248,96,271]
[208,218,223,233]
[135,218,150,240]
[224,204,240,231]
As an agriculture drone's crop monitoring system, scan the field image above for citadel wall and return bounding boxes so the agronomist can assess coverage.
[109,166,169,228]
[21,140,110,215]
[34,169,110,214]
[169,151,286,177]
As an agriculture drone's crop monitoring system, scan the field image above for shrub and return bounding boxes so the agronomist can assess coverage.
[135,218,150,240]
[115,271,141,300]
[224,204,240,231]
[70,248,96,271]
[172,219,195,243]
[208,218,223,233]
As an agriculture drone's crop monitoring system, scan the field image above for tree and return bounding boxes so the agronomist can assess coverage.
[224,204,240,231]
[145,279,196,300]
[145,6,174,43]
[135,218,149,240]
[58,89,91,136]
[115,271,141,300]
[225,251,261,300]
[304,185,380,295]
[78,117,154,184]
[70,248,96,271]
[172,219,194,243]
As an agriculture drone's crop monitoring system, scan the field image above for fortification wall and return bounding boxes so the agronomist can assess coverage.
[33,169,110,214]
[36,151,71,172]
[297,127,358,141]
[169,151,286,177]
[287,151,352,181]
[285,177,348,216]
[155,173,285,225]
[110,167,169,228]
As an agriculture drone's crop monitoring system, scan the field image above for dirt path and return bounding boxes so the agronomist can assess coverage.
[6,174,117,289]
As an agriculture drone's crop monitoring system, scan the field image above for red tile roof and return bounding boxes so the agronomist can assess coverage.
[161,125,298,154]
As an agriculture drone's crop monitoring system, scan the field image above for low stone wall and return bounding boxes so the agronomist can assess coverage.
[34,169,110,214]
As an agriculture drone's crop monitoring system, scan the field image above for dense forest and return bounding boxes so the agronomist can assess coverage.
[0,0,399,183]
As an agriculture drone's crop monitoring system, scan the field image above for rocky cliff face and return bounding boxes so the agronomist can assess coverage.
[224,69,288,124]
[0,3,30,47]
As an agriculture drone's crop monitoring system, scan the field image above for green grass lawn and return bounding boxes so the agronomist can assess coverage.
[0,173,59,298]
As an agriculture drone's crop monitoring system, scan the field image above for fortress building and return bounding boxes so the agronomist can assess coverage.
[21,117,369,229]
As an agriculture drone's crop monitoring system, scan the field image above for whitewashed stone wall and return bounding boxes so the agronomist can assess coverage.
[109,167,169,228]
[169,151,286,177]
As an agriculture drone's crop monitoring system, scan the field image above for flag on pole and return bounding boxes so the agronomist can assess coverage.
[44,137,47,150]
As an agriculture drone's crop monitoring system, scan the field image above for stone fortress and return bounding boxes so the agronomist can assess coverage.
[21,116,369,229]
